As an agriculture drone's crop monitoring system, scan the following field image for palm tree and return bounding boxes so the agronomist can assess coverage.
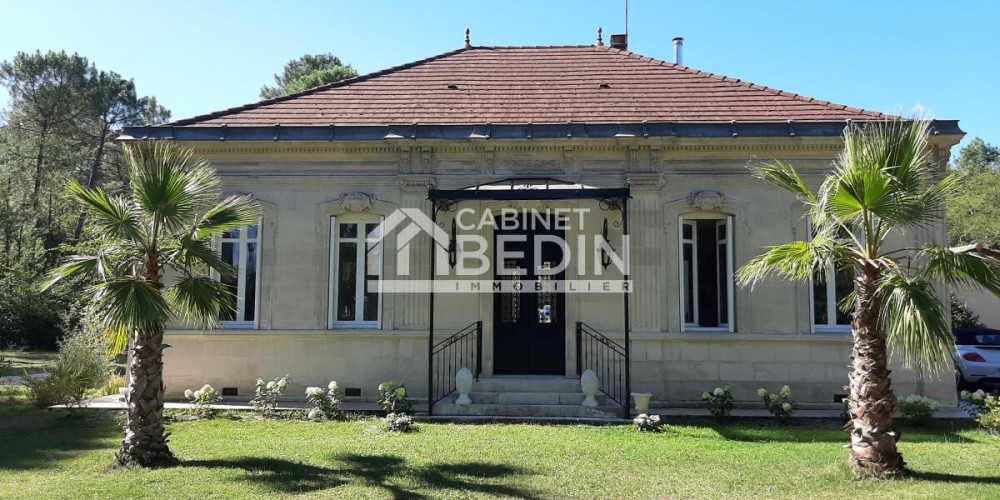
[45,141,259,466]
[738,117,1000,478]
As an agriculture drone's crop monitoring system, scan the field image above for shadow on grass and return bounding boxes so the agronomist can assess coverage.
[910,470,1000,484]
[332,453,541,500]
[178,453,540,498]
[666,417,979,444]
[0,409,120,470]
[181,457,342,493]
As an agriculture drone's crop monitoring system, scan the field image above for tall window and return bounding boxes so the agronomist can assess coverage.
[812,265,854,332]
[329,216,383,328]
[217,225,261,328]
[679,215,734,332]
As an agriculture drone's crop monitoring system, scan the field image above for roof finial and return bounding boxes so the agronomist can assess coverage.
[464,28,471,48]
[596,26,604,46]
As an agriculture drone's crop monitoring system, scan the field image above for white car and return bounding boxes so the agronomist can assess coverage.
[954,328,1000,390]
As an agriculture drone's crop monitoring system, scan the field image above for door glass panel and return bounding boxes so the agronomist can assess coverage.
[537,261,555,324]
[500,261,520,324]
[246,225,258,239]
[717,241,728,324]
[337,242,357,321]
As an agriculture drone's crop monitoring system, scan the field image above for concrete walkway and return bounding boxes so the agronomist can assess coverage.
[63,395,973,420]
[0,372,48,386]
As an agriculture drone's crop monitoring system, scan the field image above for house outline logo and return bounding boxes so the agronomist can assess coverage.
[373,208,450,277]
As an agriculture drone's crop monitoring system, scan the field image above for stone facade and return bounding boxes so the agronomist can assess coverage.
[162,135,961,408]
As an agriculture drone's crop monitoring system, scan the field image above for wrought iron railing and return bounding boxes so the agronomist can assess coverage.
[576,322,628,415]
[430,321,482,406]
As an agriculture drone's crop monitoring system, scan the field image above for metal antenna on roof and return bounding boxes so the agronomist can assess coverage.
[596,27,604,46]
[624,0,629,38]
[464,28,471,48]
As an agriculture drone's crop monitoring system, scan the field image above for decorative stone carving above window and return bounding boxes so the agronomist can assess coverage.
[336,192,375,213]
[687,190,726,211]
[626,174,665,191]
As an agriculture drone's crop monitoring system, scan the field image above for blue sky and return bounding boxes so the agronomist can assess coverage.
[1,1,997,155]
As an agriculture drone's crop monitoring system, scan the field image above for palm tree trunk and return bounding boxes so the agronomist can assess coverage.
[116,330,173,466]
[846,266,904,477]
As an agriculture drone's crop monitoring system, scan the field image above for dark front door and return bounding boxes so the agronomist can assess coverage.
[493,220,566,375]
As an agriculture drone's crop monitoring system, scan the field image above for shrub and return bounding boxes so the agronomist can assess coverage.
[702,385,734,421]
[184,384,223,418]
[305,381,343,421]
[378,381,413,415]
[383,412,414,432]
[633,413,663,432]
[960,389,990,418]
[251,375,289,417]
[758,386,794,422]
[976,395,1000,438]
[0,266,79,350]
[898,394,939,426]
[101,374,126,396]
[23,317,112,408]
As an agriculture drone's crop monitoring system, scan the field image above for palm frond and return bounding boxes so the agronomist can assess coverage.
[42,252,113,290]
[125,141,221,232]
[195,194,261,238]
[164,275,232,328]
[748,161,818,204]
[92,277,171,352]
[66,181,143,241]
[920,244,1000,296]
[736,235,848,289]
[875,267,953,373]
[162,234,234,277]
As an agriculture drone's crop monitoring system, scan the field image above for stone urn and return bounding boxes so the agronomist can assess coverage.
[580,369,599,407]
[632,392,653,415]
[455,367,473,405]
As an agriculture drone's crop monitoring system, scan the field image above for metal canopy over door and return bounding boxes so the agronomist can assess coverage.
[493,217,566,375]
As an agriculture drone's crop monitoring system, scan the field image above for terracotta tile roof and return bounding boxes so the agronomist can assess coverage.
[169,45,887,127]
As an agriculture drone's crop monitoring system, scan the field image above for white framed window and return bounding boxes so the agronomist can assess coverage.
[811,265,854,333]
[807,221,854,333]
[216,224,261,328]
[679,214,734,332]
[329,216,383,328]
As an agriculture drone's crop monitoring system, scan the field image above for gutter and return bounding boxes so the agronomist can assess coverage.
[119,120,964,142]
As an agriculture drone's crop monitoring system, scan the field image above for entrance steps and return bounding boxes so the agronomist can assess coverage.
[433,376,623,418]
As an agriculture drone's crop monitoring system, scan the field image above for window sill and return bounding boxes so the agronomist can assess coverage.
[812,325,852,334]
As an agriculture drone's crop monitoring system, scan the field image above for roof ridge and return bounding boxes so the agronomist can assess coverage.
[593,45,888,119]
[165,46,475,126]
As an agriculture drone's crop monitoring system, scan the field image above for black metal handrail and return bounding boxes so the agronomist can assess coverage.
[430,321,482,406]
[576,322,628,416]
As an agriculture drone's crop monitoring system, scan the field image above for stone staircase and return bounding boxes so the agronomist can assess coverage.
[432,376,625,418]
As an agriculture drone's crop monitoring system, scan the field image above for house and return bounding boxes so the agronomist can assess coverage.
[123,36,964,417]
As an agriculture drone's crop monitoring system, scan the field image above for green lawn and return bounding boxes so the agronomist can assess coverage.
[0,349,57,377]
[0,405,997,499]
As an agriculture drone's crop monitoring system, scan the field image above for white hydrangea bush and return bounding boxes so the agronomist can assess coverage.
[183,384,222,418]
[702,385,734,421]
[898,394,939,426]
[960,389,990,418]
[383,412,414,432]
[758,385,794,422]
[251,374,289,417]
[633,413,663,432]
[305,381,344,421]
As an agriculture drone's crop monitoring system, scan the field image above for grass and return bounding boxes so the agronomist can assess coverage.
[0,349,57,377]
[0,405,998,499]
